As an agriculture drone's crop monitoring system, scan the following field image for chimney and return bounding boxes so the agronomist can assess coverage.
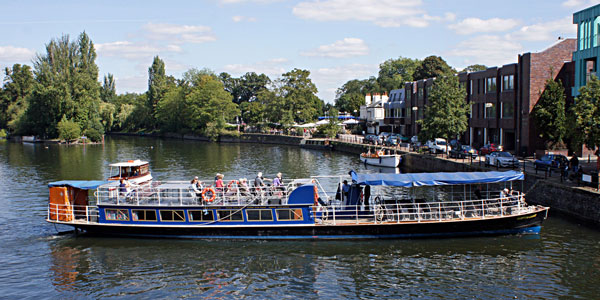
[365,93,371,105]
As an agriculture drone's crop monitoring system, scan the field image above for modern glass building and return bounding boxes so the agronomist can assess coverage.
[573,4,600,96]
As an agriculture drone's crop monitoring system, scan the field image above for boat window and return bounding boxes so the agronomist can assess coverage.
[246,209,273,221]
[159,210,186,222]
[276,209,303,221]
[139,164,149,175]
[216,210,244,221]
[189,210,215,222]
[105,209,130,221]
[131,209,157,221]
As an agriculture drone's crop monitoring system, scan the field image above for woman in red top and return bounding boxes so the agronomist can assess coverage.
[215,173,224,192]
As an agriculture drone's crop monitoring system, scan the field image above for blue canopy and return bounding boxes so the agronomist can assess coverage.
[350,170,524,187]
[48,180,109,190]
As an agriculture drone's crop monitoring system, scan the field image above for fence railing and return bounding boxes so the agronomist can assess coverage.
[47,203,99,223]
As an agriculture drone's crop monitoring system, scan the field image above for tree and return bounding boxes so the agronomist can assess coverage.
[462,64,487,73]
[317,107,340,138]
[280,69,323,123]
[23,32,102,138]
[532,79,566,149]
[0,64,34,131]
[418,75,469,149]
[377,57,420,92]
[571,75,600,161]
[335,79,366,115]
[147,56,167,127]
[413,56,455,81]
[101,73,117,103]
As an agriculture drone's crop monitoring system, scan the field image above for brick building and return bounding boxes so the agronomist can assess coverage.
[385,38,576,156]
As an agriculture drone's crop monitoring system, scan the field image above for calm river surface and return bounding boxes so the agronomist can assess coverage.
[0,136,599,299]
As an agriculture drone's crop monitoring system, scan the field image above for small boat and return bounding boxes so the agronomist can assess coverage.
[360,150,402,167]
[46,163,549,240]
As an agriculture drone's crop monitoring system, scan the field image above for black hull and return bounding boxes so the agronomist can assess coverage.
[67,208,549,240]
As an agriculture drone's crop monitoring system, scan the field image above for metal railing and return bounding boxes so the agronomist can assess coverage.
[47,203,99,223]
[93,179,314,206]
[313,193,531,225]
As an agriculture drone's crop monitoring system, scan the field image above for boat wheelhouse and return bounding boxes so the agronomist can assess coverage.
[107,160,152,185]
[46,169,549,240]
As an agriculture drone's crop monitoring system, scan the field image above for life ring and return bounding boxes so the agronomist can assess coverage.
[226,180,238,190]
[201,187,216,202]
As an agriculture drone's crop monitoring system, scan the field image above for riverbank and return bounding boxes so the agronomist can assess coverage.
[107,131,600,228]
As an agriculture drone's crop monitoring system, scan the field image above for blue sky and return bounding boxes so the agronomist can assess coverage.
[0,0,597,102]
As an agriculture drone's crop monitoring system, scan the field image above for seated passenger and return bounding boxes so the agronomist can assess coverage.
[119,179,131,198]
[190,177,202,197]
[238,178,250,196]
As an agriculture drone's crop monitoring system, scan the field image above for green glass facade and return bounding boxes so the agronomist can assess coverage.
[573,4,600,96]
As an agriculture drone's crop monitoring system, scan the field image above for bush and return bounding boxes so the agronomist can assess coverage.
[0,129,6,139]
[57,116,81,142]
[84,127,103,142]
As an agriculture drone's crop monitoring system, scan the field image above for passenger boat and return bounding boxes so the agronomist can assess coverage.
[360,150,402,167]
[46,164,549,240]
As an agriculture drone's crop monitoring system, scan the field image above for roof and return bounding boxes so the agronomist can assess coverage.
[108,160,149,167]
[48,180,110,190]
[350,170,524,187]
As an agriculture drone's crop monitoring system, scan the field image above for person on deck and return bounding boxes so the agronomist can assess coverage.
[215,174,224,192]
[254,172,265,196]
[119,179,131,198]
[273,172,284,195]
[190,177,202,197]
[342,180,350,204]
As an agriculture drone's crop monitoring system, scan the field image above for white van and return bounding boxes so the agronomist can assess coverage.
[426,138,448,154]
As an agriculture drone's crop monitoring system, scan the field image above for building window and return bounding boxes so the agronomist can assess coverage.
[502,102,514,119]
[486,77,497,93]
[105,209,129,221]
[470,80,473,95]
[485,103,496,119]
[418,88,423,99]
[188,210,215,222]
[502,75,514,91]
[159,210,186,222]
[471,104,476,118]
[132,209,157,221]
[276,209,303,221]
[477,79,481,94]
[246,209,274,221]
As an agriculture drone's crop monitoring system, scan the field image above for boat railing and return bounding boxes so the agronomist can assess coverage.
[313,193,532,225]
[93,179,309,206]
[47,203,99,223]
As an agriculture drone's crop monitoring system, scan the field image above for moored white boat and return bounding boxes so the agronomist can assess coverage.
[360,150,401,167]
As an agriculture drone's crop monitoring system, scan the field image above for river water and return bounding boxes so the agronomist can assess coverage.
[0,136,598,299]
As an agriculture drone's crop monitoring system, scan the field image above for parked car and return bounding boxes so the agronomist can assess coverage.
[364,134,382,145]
[450,145,478,159]
[479,143,503,155]
[534,154,569,170]
[426,138,448,154]
[385,135,400,146]
[449,139,461,150]
[485,151,519,168]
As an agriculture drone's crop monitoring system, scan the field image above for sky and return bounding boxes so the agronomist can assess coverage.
[0,0,598,103]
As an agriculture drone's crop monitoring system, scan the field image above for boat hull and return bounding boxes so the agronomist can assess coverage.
[360,155,401,168]
[61,207,548,240]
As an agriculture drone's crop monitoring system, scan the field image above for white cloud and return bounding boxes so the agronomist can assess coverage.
[143,23,217,44]
[508,17,576,42]
[222,58,290,78]
[0,46,35,62]
[114,75,147,94]
[449,18,520,35]
[232,15,257,22]
[293,0,452,28]
[311,64,378,102]
[562,0,600,8]
[447,35,523,68]
[96,41,181,60]
[301,38,369,58]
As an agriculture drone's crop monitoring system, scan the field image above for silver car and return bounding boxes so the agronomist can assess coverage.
[485,151,519,168]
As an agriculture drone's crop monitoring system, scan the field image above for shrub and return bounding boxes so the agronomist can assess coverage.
[57,116,81,142]
[84,127,103,142]
[0,129,6,139]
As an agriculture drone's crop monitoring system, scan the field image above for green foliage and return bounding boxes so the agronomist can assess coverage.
[335,79,366,115]
[219,72,270,104]
[413,56,455,81]
[57,116,81,142]
[0,129,6,138]
[99,102,115,131]
[571,75,600,155]
[317,107,340,138]
[418,75,468,143]
[0,64,34,132]
[101,73,117,103]
[377,57,421,92]
[462,64,487,72]
[84,127,102,142]
[532,79,566,149]
[23,32,102,138]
